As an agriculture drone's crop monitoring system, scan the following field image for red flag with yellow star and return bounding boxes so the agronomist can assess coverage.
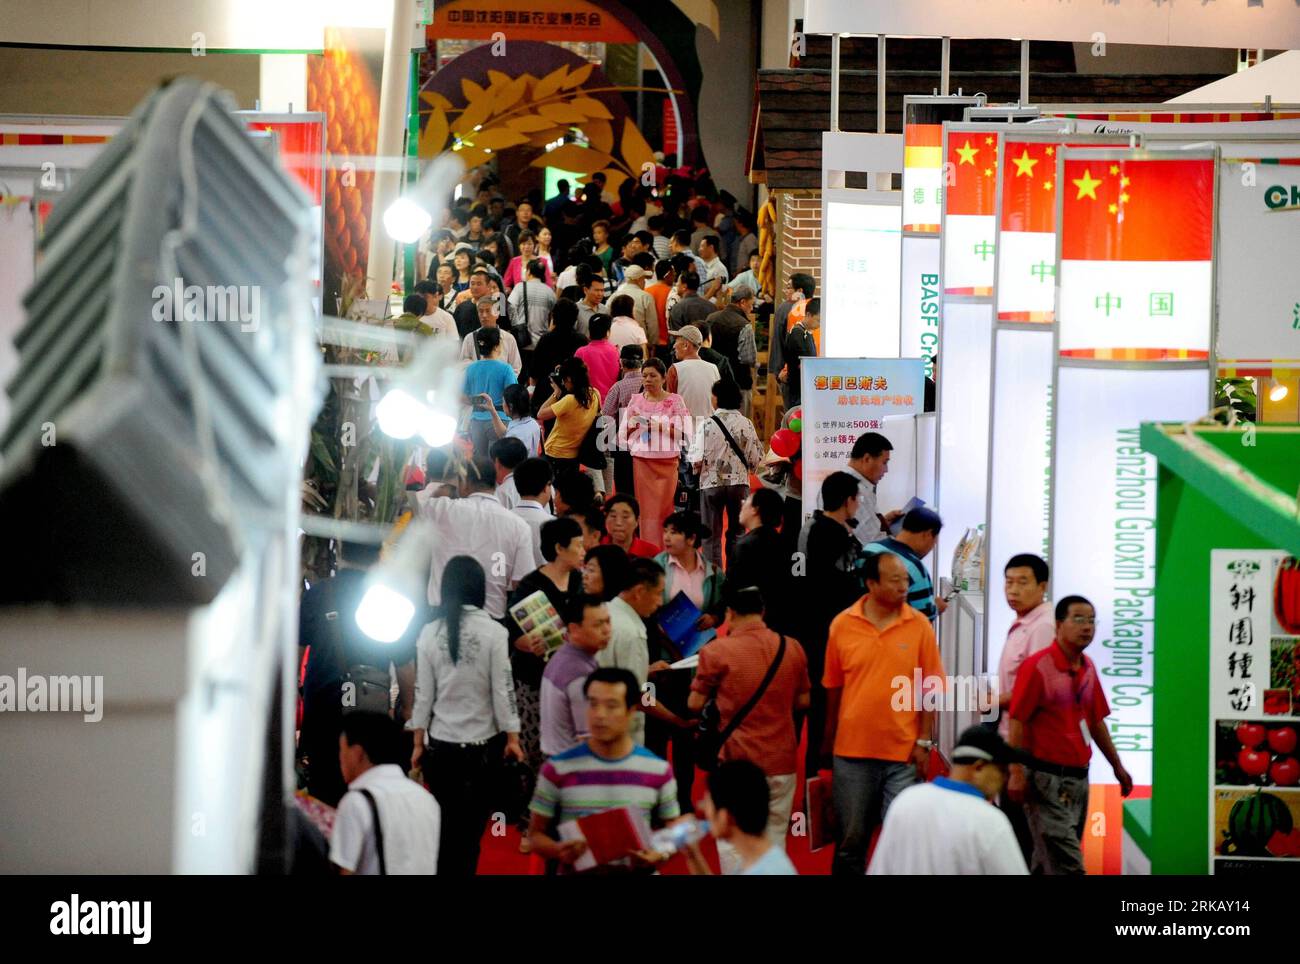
[946,131,1000,216]
[1000,140,1060,234]
[1057,152,1214,360]
[1060,157,1213,261]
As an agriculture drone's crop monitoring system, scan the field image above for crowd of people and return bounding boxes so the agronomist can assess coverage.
[297,177,1132,875]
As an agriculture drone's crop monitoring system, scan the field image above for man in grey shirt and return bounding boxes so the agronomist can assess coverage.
[508,258,557,345]
[815,431,904,542]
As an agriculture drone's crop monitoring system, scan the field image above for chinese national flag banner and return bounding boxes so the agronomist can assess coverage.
[996,137,1126,322]
[1057,153,1214,360]
[942,129,1001,296]
[1000,140,1061,234]
[946,130,1000,216]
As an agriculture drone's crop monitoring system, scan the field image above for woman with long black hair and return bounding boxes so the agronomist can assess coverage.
[539,354,601,478]
[410,555,523,875]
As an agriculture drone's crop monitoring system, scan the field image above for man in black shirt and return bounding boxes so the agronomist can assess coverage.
[727,487,794,636]
[453,268,494,338]
[780,296,819,406]
[297,541,419,806]
[796,470,865,779]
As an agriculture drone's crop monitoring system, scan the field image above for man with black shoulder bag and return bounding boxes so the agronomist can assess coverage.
[687,584,810,875]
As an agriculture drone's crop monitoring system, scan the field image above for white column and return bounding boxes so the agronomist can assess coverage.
[367,0,419,297]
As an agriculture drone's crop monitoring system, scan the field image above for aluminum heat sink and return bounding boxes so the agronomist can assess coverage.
[0,78,315,605]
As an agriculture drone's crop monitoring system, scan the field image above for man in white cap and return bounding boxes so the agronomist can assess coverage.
[664,324,721,419]
[613,263,658,346]
[868,725,1030,875]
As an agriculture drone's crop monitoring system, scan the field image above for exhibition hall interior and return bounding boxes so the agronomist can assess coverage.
[1,0,1299,887]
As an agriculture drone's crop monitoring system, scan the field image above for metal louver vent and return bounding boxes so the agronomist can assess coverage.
[0,78,314,605]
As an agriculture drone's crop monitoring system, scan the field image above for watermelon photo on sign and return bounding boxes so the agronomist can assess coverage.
[1215,787,1300,868]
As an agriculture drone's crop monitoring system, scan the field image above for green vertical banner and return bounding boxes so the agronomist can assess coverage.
[404,48,421,293]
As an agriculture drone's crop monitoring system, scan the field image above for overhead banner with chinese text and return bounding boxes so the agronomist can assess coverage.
[1057,150,1214,361]
[800,357,924,510]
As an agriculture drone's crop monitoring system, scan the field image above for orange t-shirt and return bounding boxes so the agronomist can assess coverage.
[645,281,671,345]
[822,600,944,762]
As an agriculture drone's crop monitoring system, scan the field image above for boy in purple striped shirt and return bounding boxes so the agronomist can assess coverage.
[529,667,684,872]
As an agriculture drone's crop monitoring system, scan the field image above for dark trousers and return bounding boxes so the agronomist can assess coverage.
[423,733,504,876]
[802,682,829,782]
[613,451,634,496]
[645,718,697,816]
[700,483,748,569]
[999,786,1035,866]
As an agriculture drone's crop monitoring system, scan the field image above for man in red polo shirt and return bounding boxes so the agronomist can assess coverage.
[1006,595,1133,875]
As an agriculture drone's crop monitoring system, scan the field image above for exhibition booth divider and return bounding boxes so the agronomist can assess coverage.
[1138,422,1300,874]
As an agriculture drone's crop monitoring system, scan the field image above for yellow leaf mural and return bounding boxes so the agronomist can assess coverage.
[538,102,587,125]
[532,65,569,101]
[531,144,615,175]
[561,63,595,90]
[570,97,613,121]
[461,78,486,102]
[472,128,531,151]
[493,76,529,116]
[419,108,449,156]
[620,117,657,175]
[585,119,614,154]
[505,114,559,134]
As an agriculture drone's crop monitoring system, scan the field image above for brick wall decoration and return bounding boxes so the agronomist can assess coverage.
[776,190,822,309]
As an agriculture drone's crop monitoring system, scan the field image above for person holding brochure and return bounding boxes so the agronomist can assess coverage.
[506,516,586,834]
[684,761,800,876]
[650,511,725,813]
[528,667,684,874]
[622,358,691,548]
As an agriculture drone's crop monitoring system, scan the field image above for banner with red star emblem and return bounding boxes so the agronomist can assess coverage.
[1057,150,1214,360]
[996,134,1127,323]
[942,126,1001,296]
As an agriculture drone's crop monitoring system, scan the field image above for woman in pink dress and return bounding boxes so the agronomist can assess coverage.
[622,358,690,547]
[503,231,555,290]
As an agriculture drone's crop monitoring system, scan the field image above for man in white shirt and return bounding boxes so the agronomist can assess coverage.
[414,280,458,340]
[511,457,555,567]
[421,456,536,617]
[697,235,729,302]
[491,436,528,510]
[612,264,658,345]
[597,558,688,745]
[815,430,904,542]
[331,711,441,875]
[663,324,720,419]
[867,726,1030,875]
[459,297,523,375]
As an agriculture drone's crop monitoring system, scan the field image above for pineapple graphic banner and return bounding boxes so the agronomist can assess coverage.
[941,126,1000,296]
[1056,151,1214,361]
[995,134,1127,323]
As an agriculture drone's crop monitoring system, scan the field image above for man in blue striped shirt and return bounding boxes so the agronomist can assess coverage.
[861,508,945,621]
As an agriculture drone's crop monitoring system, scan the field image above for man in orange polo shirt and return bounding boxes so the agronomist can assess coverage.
[1006,595,1133,875]
[821,551,944,875]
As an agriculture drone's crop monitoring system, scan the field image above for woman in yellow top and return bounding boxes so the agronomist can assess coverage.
[538,356,601,478]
